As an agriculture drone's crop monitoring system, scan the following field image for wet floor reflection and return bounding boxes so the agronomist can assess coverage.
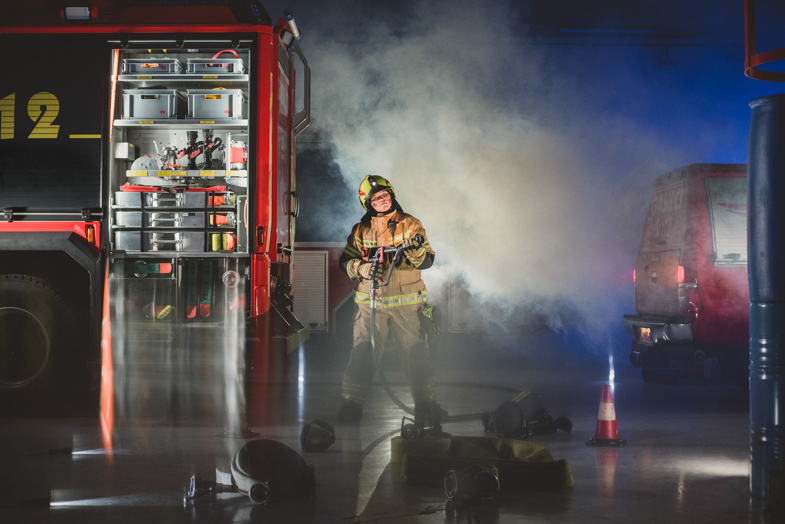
[105,265,249,434]
[1,326,766,523]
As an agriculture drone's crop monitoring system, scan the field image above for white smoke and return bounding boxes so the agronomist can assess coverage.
[293,0,723,351]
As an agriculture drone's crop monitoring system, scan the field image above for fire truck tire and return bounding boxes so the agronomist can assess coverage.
[0,274,79,412]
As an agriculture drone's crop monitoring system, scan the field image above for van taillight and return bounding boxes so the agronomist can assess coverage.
[677,265,702,314]
[679,283,703,314]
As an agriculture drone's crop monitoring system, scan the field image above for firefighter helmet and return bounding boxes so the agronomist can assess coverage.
[359,175,396,210]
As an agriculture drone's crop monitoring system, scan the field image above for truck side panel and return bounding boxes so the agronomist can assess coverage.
[0,33,107,411]
[0,34,105,212]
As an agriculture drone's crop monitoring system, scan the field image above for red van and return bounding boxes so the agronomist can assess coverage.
[623,164,749,382]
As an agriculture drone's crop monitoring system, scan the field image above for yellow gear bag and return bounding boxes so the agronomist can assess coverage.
[395,435,573,491]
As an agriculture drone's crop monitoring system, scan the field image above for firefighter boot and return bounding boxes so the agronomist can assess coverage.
[336,399,363,423]
[414,400,445,432]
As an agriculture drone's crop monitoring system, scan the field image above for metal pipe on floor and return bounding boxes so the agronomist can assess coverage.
[747,94,785,499]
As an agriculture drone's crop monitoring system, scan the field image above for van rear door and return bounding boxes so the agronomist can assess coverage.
[635,178,686,317]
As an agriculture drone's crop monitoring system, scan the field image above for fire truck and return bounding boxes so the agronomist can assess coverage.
[0,1,310,412]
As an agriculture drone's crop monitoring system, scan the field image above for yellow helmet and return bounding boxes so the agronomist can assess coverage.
[358,175,396,210]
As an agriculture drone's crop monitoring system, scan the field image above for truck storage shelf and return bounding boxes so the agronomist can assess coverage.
[111,205,237,211]
[124,169,247,178]
[113,119,248,128]
[110,226,236,231]
[110,252,247,259]
[113,229,240,252]
[111,250,243,256]
[118,74,248,84]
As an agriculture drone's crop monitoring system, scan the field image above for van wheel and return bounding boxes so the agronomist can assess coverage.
[0,274,78,413]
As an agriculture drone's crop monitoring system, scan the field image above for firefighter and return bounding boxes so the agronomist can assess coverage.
[337,175,441,424]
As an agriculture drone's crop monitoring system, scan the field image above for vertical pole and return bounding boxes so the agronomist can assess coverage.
[748,94,785,498]
[744,0,756,76]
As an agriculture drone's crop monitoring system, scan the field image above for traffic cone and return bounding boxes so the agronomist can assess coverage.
[587,384,626,447]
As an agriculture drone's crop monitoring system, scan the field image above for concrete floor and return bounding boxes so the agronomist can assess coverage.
[0,327,768,523]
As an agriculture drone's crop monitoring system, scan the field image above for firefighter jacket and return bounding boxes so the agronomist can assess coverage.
[339,210,435,309]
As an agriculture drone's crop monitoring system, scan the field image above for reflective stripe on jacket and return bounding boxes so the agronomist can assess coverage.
[339,210,435,308]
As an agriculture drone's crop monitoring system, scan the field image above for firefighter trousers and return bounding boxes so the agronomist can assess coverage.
[342,303,435,405]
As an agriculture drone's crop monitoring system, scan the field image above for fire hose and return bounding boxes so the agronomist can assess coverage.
[364,235,487,426]
[364,237,420,417]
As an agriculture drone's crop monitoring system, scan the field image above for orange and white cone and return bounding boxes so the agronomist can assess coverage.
[587,384,626,447]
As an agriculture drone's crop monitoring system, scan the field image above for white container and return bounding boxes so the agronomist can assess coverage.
[187,89,247,119]
[123,58,184,74]
[187,58,246,75]
[122,89,185,120]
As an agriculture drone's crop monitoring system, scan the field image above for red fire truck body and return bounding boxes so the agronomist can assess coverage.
[0,2,310,410]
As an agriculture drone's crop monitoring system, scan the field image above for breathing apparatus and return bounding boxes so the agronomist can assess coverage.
[482,391,573,438]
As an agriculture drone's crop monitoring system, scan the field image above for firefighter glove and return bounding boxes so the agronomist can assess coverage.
[357,261,373,279]
[357,261,384,282]
[402,237,426,266]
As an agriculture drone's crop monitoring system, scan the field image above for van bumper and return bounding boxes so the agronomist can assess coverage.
[623,314,694,368]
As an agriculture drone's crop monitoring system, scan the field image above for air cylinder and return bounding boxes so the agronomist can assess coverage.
[748,94,785,499]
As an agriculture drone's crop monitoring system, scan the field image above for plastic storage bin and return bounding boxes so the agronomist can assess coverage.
[123,58,184,74]
[187,58,246,74]
[187,89,247,119]
[122,89,185,119]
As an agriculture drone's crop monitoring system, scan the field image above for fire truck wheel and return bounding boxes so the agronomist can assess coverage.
[0,274,78,411]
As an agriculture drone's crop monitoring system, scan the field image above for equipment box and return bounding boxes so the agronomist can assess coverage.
[122,89,185,119]
[114,190,234,208]
[187,89,247,119]
[114,231,236,252]
[123,58,184,74]
[115,210,235,228]
[187,58,246,74]
[115,211,219,228]
[114,231,207,252]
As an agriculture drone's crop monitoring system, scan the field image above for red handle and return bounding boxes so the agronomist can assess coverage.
[212,49,239,59]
